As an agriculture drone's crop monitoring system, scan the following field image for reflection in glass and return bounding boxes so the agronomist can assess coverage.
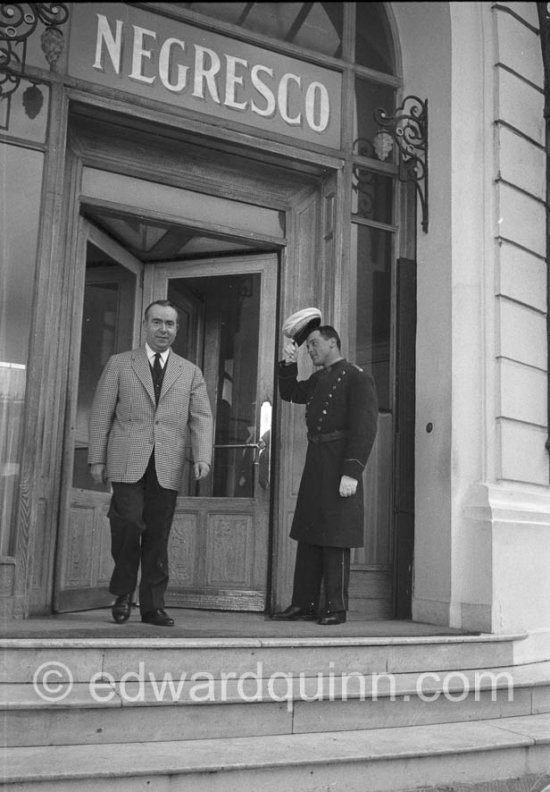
[187,3,343,57]
[168,273,261,498]
[0,143,44,555]
[351,167,394,225]
[72,247,136,491]
[355,2,395,74]
[0,79,49,140]
[258,400,272,489]
[213,274,260,497]
[353,79,396,159]
[351,224,392,410]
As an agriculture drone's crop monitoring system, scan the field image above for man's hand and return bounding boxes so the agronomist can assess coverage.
[339,475,358,498]
[194,462,211,480]
[282,339,298,365]
[90,463,107,485]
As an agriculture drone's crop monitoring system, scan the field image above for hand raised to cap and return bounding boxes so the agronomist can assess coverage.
[283,339,298,365]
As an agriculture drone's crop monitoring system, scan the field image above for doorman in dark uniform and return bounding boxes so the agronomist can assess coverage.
[273,309,378,625]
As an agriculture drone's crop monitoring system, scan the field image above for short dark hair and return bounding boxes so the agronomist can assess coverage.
[144,299,179,322]
[312,325,341,350]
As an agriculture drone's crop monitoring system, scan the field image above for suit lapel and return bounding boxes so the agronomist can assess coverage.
[160,352,183,400]
[131,348,155,404]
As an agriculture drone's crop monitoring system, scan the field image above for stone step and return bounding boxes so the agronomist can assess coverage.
[2,713,549,791]
[0,632,528,684]
[2,661,549,748]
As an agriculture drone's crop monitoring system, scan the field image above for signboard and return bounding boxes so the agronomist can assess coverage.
[68,3,342,149]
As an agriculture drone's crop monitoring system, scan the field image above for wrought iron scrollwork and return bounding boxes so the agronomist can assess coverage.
[373,95,429,232]
[351,165,375,219]
[0,3,69,98]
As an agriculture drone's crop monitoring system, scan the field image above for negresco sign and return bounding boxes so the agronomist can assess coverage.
[68,3,342,149]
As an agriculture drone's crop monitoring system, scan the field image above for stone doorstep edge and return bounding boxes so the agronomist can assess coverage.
[2,715,549,782]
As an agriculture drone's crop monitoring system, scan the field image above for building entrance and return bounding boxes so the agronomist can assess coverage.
[55,212,277,612]
[44,106,404,620]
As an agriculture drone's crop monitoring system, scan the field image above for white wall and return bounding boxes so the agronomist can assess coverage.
[394,1,550,636]
[484,1,550,635]
[391,0,455,627]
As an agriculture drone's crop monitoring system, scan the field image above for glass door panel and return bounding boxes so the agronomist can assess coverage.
[72,265,136,492]
[55,220,144,612]
[168,273,261,498]
[147,254,277,610]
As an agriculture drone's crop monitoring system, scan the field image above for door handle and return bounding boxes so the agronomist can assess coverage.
[258,399,272,490]
[213,443,261,449]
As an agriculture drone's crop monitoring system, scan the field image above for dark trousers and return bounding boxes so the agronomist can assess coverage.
[291,541,351,614]
[108,454,177,614]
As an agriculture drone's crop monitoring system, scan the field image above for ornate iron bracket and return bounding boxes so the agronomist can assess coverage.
[373,96,429,233]
[0,3,69,105]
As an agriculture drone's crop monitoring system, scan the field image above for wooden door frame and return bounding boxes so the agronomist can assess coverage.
[144,254,278,610]
[46,112,345,616]
[53,217,144,611]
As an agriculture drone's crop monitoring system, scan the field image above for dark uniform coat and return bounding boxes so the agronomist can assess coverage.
[278,358,378,547]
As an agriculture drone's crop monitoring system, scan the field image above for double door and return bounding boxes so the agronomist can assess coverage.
[55,219,276,612]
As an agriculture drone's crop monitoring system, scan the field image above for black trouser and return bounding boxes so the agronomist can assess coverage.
[108,454,177,614]
[291,542,351,614]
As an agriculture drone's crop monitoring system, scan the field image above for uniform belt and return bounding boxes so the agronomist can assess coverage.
[307,430,348,444]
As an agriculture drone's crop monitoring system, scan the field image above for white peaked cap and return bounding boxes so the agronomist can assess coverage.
[282,307,322,346]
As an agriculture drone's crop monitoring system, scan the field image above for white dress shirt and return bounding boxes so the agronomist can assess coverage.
[145,344,170,369]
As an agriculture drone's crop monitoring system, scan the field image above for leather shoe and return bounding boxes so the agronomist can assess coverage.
[272,605,317,621]
[141,608,174,627]
[112,593,132,624]
[318,611,346,626]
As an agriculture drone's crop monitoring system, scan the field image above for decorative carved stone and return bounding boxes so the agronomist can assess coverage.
[40,25,64,67]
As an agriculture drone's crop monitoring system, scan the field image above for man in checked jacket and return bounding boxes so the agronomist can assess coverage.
[88,300,213,627]
[273,317,378,626]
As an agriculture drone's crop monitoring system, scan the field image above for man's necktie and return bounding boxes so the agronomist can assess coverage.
[152,353,163,404]
[153,352,162,381]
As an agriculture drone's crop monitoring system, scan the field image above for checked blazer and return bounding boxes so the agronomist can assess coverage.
[88,346,213,490]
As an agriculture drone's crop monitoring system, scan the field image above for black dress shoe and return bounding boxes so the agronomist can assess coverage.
[272,605,317,621]
[318,611,346,626]
[112,594,132,624]
[141,608,174,627]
